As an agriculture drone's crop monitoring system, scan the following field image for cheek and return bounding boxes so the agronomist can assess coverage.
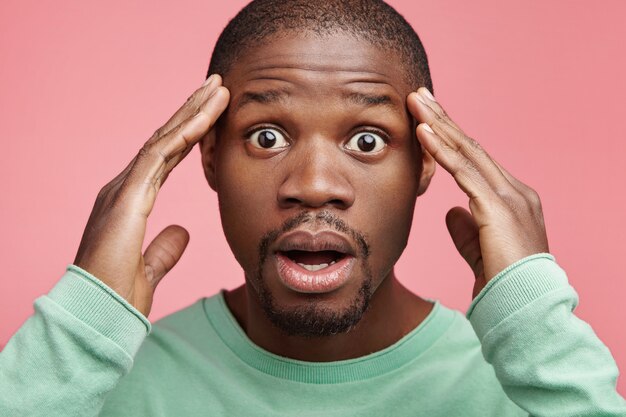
[213,130,421,279]
[214,141,279,272]
[356,151,420,277]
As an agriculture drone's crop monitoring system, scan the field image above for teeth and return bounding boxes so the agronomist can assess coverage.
[297,263,329,271]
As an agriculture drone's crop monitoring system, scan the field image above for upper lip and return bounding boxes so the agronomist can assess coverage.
[274,230,357,257]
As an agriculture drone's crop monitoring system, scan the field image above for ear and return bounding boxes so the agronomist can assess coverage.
[199,129,218,191]
[416,145,436,196]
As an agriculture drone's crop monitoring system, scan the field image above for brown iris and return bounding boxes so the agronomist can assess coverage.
[357,133,377,152]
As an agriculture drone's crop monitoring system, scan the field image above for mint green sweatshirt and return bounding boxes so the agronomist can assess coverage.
[1,253,625,416]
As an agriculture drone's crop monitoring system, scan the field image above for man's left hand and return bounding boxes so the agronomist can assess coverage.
[407,88,550,298]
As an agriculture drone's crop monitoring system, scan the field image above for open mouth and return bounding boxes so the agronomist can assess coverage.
[279,250,347,272]
[272,229,357,293]
[274,250,355,293]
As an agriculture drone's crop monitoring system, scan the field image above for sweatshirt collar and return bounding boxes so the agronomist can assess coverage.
[203,289,454,384]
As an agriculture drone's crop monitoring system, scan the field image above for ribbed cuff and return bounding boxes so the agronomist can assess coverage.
[47,265,151,357]
[466,253,569,342]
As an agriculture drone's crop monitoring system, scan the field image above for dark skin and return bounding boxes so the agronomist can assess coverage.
[203,34,435,361]
[73,32,549,362]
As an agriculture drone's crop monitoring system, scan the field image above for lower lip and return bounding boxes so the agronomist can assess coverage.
[275,252,356,294]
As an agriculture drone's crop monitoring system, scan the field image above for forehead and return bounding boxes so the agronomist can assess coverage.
[222,32,412,108]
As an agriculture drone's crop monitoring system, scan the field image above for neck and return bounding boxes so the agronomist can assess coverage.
[223,271,433,362]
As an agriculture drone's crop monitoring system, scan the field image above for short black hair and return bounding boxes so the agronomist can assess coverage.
[207,0,433,93]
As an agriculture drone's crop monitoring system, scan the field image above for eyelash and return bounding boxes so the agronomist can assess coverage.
[245,124,290,142]
[245,124,391,145]
[350,127,390,144]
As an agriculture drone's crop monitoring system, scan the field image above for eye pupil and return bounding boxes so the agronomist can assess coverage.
[357,134,377,152]
[258,130,277,148]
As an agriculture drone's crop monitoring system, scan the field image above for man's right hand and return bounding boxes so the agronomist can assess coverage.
[73,74,229,317]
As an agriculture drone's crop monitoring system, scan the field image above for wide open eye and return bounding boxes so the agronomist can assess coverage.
[345,132,386,153]
[248,128,289,149]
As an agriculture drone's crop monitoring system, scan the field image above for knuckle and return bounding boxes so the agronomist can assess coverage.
[138,142,167,164]
[461,135,484,157]
[152,126,165,141]
[186,87,206,108]
[137,143,152,160]
[150,120,180,144]
[439,108,454,124]
[438,136,457,154]
[166,122,183,138]
[432,124,461,153]
[494,187,523,207]
[460,156,476,175]
[526,187,542,207]
[434,104,457,127]
[96,185,110,201]
[495,187,540,221]
[431,111,446,125]
[466,136,482,151]
[96,178,121,202]
[454,157,478,181]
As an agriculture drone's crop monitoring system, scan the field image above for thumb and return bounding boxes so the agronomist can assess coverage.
[445,207,486,297]
[143,225,190,289]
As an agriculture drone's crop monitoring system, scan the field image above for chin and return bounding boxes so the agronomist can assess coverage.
[251,260,374,338]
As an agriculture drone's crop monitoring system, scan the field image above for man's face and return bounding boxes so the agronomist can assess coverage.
[202,32,434,337]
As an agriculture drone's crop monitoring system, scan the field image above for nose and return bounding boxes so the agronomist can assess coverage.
[277,140,355,210]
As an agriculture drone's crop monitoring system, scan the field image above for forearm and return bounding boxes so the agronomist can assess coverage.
[468,254,626,416]
[0,266,150,417]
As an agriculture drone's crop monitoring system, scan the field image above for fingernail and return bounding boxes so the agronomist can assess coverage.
[202,74,215,87]
[422,124,434,133]
[422,88,435,101]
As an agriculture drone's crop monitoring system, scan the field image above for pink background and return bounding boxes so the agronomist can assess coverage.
[1,0,624,394]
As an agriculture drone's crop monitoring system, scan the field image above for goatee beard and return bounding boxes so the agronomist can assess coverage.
[252,210,374,338]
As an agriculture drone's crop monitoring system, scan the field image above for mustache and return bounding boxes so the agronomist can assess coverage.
[258,210,370,266]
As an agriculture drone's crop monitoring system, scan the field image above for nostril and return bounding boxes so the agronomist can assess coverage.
[279,196,348,209]
[277,176,355,209]
[284,197,301,205]
[328,199,344,207]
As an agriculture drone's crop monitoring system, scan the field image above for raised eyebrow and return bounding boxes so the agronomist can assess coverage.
[234,89,290,111]
[234,89,399,112]
[343,92,396,108]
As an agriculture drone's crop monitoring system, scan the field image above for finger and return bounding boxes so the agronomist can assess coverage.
[143,224,190,288]
[407,91,458,152]
[152,85,229,178]
[445,206,483,279]
[490,158,546,232]
[154,85,229,161]
[409,95,513,199]
[407,91,497,169]
[155,124,211,187]
[414,123,486,199]
[100,75,225,199]
[445,207,487,298]
[408,92,534,204]
[146,74,222,146]
[490,158,537,197]
[407,89,494,170]
[409,88,462,131]
[123,85,230,217]
[411,98,540,209]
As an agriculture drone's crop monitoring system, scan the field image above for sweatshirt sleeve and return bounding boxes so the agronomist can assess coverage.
[0,265,150,417]
[467,253,626,417]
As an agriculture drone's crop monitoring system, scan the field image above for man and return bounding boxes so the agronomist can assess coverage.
[1,0,625,415]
